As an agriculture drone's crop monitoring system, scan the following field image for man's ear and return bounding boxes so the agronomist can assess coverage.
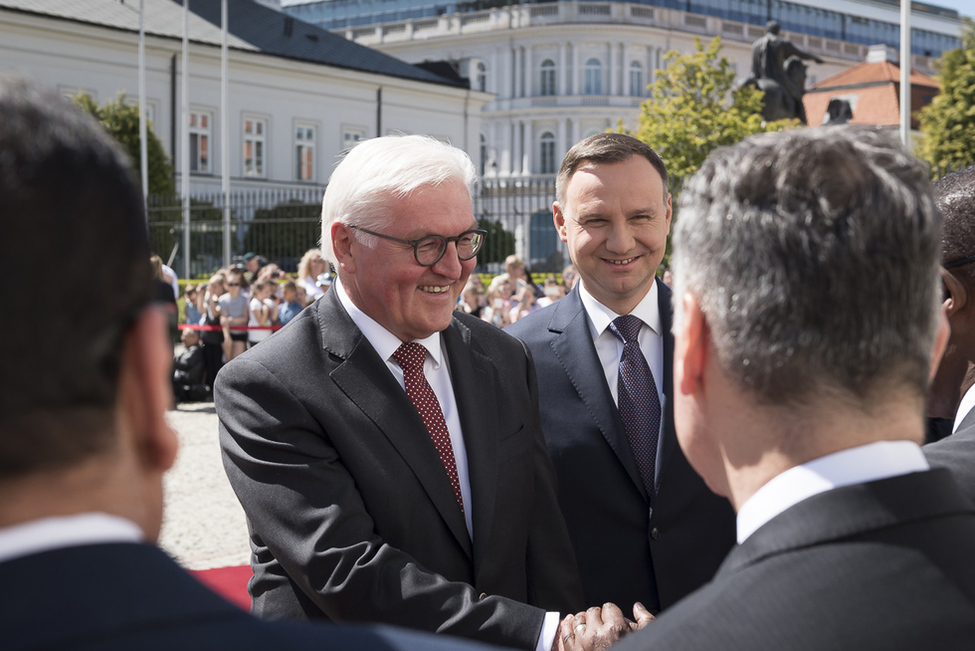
[553,202,568,243]
[675,292,708,397]
[663,192,673,235]
[930,306,951,383]
[118,307,178,474]
[330,221,355,274]
[942,268,967,319]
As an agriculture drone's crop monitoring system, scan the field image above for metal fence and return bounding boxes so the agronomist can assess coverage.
[148,176,566,278]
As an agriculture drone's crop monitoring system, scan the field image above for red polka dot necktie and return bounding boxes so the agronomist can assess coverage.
[609,315,660,499]
[393,342,465,515]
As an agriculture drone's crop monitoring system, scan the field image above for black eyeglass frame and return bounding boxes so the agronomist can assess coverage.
[944,254,975,270]
[348,224,488,267]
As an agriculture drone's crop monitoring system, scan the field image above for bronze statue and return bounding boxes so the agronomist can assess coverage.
[742,21,823,123]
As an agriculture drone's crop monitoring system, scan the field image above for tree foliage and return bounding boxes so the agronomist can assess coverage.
[629,36,794,194]
[72,92,175,196]
[245,201,321,270]
[918,19,975,175]
[477,218,516,265]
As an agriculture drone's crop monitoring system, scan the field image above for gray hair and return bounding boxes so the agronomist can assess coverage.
[320,134,478,264]
[673,127,942,405]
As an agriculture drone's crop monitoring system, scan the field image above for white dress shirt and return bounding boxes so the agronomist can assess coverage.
[336,279,559,651]
[0,513,143,564]
[578,280,666,487]
[335,278,472,538]
[736,440,930,544]
[953,383,975,434]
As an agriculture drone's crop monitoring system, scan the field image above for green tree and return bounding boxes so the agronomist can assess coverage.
[918,19,975,175]
[477,218,516,265]
[72,92,175,196]
[629,36,794,194]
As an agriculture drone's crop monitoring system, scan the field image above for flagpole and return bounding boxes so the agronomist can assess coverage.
[222,0,231,269]
[900,0,911,146]
[181,0,191,279]
[139,0,149,220]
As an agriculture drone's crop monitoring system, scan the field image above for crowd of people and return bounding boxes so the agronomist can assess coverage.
[168,249,332,401]
[4,73,975,651]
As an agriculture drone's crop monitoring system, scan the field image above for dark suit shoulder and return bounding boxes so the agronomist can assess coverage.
[925,422,975,505]
[1,542,508,651]
[452,309,533,357]
[615,472,975,650]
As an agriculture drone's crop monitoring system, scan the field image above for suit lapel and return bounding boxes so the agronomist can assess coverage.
[654,280,679,486]
[444,317,497,565]
[549,290,648,499]
[319,291,472,557]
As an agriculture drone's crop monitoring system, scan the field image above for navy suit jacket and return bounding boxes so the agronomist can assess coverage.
[217,288,583,649]
[925,406,975,504]
[2,542,505,650]
[614,469,975,650]
[507,280,736,612]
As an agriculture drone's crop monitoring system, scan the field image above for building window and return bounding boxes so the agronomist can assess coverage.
[243,117,267,178]
[584,58,603,95]
[629,61,644,97]
[189,110,211,173]
[295,124,316,182]
[476,61,487,93]
[540,59,556,96]
[343,127,366,151]
[539,132,556,174]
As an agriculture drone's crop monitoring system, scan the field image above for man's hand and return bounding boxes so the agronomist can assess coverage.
[557,603,655,651]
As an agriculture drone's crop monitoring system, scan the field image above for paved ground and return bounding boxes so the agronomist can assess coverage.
[159,401,251,571]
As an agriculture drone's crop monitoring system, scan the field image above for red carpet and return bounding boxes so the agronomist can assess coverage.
[190,565,252,610]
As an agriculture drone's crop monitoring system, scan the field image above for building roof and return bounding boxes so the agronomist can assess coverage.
[808,58,939,92]
[803,59,939,127]
[0,0,465,87]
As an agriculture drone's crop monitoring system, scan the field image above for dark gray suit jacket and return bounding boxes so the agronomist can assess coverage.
[615,469,975,650]
[216,288,583,649]
[507,281,736,612]
[925,406,975,504]
[3,541,505,651]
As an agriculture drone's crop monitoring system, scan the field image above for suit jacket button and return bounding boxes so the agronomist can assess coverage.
[650,527,660,540]
[478,592,488,600]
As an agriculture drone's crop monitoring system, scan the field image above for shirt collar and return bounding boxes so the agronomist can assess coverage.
[736,440,929,544]
[953,383,975,433]
[578,278,661,341]
[334,277,444,367]
[0,513,143,564]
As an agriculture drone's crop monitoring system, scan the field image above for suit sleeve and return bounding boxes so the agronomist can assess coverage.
[216,357,547,650]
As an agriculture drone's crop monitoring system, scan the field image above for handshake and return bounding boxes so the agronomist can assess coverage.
[555,602,655,651]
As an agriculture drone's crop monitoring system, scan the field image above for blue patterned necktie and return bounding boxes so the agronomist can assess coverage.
[609,315,661,498]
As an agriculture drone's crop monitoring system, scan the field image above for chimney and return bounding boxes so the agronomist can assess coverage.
[866,44,899,64]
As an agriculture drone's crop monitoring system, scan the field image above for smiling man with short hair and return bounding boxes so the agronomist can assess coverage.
[217,134,583,650]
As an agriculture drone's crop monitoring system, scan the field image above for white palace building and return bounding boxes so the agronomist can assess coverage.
[284,0,965,179]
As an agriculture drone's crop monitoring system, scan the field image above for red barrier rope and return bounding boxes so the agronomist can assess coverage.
[178,323,283,332]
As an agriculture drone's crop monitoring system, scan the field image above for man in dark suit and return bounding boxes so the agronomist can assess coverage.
[0,75,497,651]
[564,127,975,650]
[925,165,975,497]
[507,133,736,614]
[217,134,584,650]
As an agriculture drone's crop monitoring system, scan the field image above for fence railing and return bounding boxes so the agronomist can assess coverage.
[148,176,566,278]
